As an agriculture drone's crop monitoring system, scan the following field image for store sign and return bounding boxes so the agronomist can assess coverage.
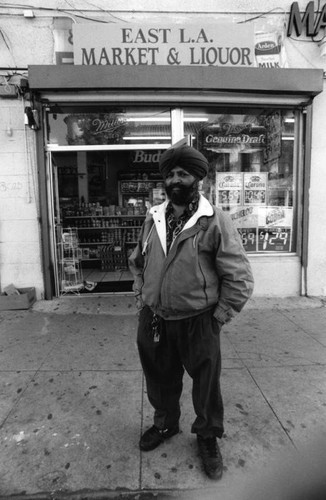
[73,23,255,67]
[131,150,162,165]
[64,113,126,145]
[201,123,266,149]
[287,1,326,37]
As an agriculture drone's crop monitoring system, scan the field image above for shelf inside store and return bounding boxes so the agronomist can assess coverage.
[63,215,146,218]
[80,258,101,261]
[65,226,142,230]
[79,242,137,245]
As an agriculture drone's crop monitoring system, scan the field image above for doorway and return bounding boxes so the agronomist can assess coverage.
[51,149,165,295]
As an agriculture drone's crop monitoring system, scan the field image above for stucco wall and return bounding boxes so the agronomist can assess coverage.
[307,82,326,296]
[0,100,43,297]
[1,0,326,297]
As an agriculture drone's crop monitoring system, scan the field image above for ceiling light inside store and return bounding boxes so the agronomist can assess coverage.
[123,136,171,140]
[184,117,209,122]
[126,117,170,122]
[125,117,209,122]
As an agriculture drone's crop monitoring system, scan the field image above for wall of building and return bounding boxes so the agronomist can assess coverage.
[308,88,326,296]
[0,99,44,297]
[1,0,326,298]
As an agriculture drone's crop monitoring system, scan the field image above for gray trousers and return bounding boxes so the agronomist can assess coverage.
[137,305,224,438]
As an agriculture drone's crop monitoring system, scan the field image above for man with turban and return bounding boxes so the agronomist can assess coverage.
[129,142,254,480]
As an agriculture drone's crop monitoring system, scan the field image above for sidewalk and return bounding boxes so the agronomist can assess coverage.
[0,295,325,499]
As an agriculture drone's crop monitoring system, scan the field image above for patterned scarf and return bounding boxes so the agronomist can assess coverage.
[165,191,199,252]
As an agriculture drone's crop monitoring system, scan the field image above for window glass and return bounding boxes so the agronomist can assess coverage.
[47,106,171,146]
[184,107,297,253]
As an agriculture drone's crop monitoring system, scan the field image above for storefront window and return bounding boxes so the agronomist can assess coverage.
[183,107,298,253]
[48,103,302,296]
[47,106,172,146]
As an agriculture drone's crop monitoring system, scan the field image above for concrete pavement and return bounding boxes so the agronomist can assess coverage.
[0,295,325,499]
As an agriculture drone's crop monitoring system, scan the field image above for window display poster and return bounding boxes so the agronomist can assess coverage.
[216,172,243,207]
[152,187,166,206]
[257,205,293,251]
[229,205,259,253]
[263,110,282,164]
[243,172,267,205]
[229,205,293,252]
[258,206,293,227]
[229,205,258,228]
[257,227,292,252]
[237,227,258,252]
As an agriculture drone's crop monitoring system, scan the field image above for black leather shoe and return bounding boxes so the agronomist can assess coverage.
[197,435,223,480]
[139,424,179,451]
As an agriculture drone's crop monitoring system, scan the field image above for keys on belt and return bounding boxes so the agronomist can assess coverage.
[151,314,160,343]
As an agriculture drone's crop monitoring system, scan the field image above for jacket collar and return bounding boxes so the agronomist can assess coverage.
[149,195,213,255]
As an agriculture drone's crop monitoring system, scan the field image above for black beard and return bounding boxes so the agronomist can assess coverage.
[165,180,199,206]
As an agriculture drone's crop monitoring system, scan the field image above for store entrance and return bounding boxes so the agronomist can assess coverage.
[52,149,165,295]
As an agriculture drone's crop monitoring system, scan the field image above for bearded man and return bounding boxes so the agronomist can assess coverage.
[129,143,254,480]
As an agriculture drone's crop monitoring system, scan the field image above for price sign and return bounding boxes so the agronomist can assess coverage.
[244,173,267,206]
[237,227,257,252]
[216,173,243,207]
[258,227,291,252]
[244,190,266,204]
[218,190,241,205]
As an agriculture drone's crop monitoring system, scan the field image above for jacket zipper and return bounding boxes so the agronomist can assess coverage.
[192,233,208,303]
[198,259,208,304]
[142,223,155,256]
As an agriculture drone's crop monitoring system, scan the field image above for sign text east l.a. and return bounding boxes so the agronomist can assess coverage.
[73,23,255,67]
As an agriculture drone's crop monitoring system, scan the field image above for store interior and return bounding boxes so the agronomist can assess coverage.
[53,150,165,294]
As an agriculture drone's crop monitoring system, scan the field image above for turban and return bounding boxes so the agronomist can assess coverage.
[159,145,208,180]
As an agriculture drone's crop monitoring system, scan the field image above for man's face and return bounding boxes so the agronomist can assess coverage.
[164,166,198,206]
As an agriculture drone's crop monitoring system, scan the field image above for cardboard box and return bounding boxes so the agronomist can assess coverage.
[0,287,36,310]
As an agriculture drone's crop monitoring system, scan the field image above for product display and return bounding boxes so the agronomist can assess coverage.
[62,211,145,272]
[59,169,165,280]
[57,228,84,293]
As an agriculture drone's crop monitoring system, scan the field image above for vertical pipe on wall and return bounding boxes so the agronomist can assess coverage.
[301,103,313,296]
[35,101,55,299]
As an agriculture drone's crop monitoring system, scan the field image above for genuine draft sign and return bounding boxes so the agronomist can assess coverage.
[73,23,255,67]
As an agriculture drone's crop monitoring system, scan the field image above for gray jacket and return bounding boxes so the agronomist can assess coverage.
[129,195,254,323]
